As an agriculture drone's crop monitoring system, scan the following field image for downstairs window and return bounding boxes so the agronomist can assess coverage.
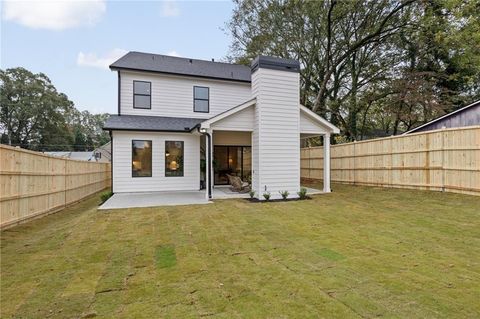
[132,140,152,177]
[165,141,184,177]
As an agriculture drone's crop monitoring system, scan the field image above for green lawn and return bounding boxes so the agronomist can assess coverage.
[1,183,479,318]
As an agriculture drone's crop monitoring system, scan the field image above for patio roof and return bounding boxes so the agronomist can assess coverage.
[103,114,204,132]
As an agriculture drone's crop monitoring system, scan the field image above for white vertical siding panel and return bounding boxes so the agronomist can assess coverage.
[120,71,251,119]
[112,131,200,193]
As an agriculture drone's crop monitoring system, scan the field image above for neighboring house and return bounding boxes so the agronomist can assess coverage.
[404,100,480,134]
[45,151,95,161]
[93,142,112,162]
[103,52,339,199]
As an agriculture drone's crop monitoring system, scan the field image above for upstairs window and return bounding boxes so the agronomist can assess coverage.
[133,81,151,109]
[193,86,209,113]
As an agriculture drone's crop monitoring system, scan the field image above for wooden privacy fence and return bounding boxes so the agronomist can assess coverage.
[301,126,480,196]
[0,144,111,229]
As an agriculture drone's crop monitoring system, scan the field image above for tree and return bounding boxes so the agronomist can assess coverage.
[1,67,110,151]
[73,129,87,151]
[227,0,480,140]
[0,67,76,149]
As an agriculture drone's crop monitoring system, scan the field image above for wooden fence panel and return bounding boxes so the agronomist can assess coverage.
[301,126,480,196]
[0,144,111,228]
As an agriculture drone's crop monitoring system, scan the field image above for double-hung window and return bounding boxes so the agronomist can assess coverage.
[193,86,209,113]
[133,81,151,109]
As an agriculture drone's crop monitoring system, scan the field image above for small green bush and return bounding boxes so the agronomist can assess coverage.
[100,190,113,204]
[297,187,308,200]
[279,190,289,200]
[263,192,271,201]
[249,190,255,199]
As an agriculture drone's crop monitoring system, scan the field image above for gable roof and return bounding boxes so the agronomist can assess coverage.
[103,115,204,132]
[300,105,340,134]
[403,100,480,134]
[110,51,251,83]
[201,98,256,129]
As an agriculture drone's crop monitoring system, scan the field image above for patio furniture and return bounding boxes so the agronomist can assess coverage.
[226,174,250,193]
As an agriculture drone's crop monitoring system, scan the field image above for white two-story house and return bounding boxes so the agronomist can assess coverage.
[103,52,339,200]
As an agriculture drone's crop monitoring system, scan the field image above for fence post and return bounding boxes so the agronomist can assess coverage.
[309,147,312,180]
[425,133,431,190]
[64,158,67,208]
[441,128,446,192]
[353,140,356,185]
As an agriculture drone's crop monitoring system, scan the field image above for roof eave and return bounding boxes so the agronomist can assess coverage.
[108,66,252,83]
[102,127,198,133]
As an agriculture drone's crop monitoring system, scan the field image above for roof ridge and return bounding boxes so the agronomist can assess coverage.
[125,51,247,68]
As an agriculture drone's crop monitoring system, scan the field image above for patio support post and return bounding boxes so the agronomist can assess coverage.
[210,129,214,196]
[200,127,212,200]
[323,133,331,193]
[205,133,210,200]
[205,130,213,199]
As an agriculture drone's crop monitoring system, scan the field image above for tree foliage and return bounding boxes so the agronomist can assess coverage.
[227,0,480,141]
[0,67,109,151]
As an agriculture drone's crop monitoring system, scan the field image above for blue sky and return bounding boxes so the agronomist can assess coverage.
[1,1,235,114]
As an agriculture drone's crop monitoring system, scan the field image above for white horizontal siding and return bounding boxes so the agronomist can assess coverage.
[112,131,200,193]
[253,68,300,198]
[120,71,251,119]
[211,106,254,131]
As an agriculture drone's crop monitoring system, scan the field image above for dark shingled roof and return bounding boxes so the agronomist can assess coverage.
[103,115,204,132]
[110,51,251,83]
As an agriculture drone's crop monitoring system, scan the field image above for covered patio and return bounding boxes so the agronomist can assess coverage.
[200,100,339,200]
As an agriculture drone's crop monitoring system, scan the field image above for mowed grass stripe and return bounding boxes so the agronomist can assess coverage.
[1,184,479,318]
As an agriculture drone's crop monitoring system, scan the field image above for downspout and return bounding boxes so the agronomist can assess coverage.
[109,130,113,193]
[117,71,121,116]
[198,127,212,199]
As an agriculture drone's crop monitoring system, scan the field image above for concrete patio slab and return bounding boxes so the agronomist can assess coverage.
[304,187,323,195]
[99,186,324,209]
[212,186,250,199]
[99,190,210,210]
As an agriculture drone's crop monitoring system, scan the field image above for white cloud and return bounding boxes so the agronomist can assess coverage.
[166,50,181,57]
[77,48,128,69]
[2,0,106,31]
[160,1,179,17]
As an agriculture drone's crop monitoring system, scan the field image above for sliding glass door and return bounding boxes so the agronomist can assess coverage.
[214,146,251,185]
